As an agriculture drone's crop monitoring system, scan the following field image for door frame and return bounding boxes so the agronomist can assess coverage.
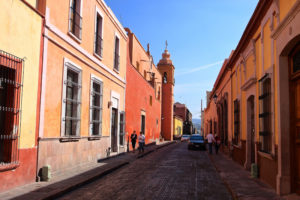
[245,94,256,170]
[110,90,120,153]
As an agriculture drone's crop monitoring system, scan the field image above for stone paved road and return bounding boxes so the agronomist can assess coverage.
[58,142,232,200]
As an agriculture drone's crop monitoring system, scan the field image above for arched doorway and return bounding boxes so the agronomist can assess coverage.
[289,42,300,193]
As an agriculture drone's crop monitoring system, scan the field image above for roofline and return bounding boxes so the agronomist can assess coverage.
[99,0,128,40]
[209,0,272,99]
[226,0,272,69]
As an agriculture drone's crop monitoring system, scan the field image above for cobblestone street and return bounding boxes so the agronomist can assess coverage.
[58,142,232,200]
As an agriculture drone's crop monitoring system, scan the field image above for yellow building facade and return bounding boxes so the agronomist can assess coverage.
[173,116,183,139]
[0,0,43,191]
[36,0,127,175]
[204,0,300,195]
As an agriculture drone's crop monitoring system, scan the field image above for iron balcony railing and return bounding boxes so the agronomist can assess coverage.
[69,6,82,40]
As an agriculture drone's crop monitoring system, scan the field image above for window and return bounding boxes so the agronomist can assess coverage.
[144,70,147,79]
[292,46,300,73]
[69,0,82,40]
[163,72,167,83]
[90,77,103,136]
[94,11,103,57]
[141,114,145,135]
[233,99,240,145]
[150,96,152,106]
[62,60,82,137]
[136,61,140,72]
[259,76,272,153]
[114,36,120,71]
[158,87,160,100]
[119,112,125,146]
[178,127,182,135]
[0,50,23,167]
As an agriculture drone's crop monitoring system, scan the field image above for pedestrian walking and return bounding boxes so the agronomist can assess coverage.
[138,132,145,153]
[206,132,215,154]
[215,134,221,154]
[130,130,137,152]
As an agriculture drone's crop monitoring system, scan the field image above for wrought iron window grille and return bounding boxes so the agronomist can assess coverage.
[69,6,82,40]
[0,50,24,168]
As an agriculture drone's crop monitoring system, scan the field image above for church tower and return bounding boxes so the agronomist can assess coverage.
[157,42,174,141]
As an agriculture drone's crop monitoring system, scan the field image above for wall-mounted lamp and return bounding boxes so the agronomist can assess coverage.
[108,101,112,108]
[213,94,218,104]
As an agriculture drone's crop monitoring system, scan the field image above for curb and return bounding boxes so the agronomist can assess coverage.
[97,152,126,163]
[137,141,176,159]
[43,162,129,200]
[208,154,238,200]
[13,161,129,200]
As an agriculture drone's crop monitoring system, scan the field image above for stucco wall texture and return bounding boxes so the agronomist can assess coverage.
[125,62,161,145]
[0,0,43,192]
[38,0,127,176]
[203,0,300,194]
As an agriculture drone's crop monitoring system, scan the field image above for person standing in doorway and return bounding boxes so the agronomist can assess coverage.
[206,132,215,154]
[215,134,221,154]
[130,130,137,152]
[138,132,145,153]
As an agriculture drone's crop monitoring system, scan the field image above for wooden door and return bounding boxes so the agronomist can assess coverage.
[290,44,300,193]
[292,78,300,193]
[250,97,255,164]
[111,108,118,152]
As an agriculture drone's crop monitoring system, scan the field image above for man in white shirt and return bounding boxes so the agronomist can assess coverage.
[138,132,145,153]
[206,133,216,154]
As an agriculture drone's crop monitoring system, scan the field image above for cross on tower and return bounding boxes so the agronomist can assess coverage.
[165,40,168,50]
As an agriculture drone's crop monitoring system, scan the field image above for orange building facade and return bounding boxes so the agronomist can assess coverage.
[125,29,162,146]
[204,0,300,195]
[36,0,127,176]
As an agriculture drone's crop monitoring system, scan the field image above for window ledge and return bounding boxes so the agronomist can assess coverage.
[94,52,103,61]
[59,137,80,143]
[0,163,20,172]
[113,68,120,74]
[88,136,101,141]
[258,151,275,160]
[68,32,82,44]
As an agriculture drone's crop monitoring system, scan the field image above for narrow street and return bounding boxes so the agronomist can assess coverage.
[58,142,232,200]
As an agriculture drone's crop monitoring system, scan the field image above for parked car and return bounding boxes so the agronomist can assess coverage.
[181,134,190,141]
[188,135,206,150]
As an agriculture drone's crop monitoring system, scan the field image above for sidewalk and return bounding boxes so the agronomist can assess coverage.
[209,152,283,200]
[0,141,176,200]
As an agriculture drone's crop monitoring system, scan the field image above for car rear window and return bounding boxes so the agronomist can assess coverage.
[190,136,204,140]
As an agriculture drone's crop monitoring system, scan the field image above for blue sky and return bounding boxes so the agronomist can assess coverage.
[105,0,258,119]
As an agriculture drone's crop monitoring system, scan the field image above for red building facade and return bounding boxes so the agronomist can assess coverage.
[125,29,162,147]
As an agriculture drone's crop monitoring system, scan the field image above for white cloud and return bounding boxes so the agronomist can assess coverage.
[175,60,223,76]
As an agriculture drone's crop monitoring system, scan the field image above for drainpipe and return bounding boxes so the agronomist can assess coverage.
[35,17,45,181]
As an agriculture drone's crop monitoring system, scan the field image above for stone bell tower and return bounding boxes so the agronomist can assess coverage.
[157,41,174,141]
